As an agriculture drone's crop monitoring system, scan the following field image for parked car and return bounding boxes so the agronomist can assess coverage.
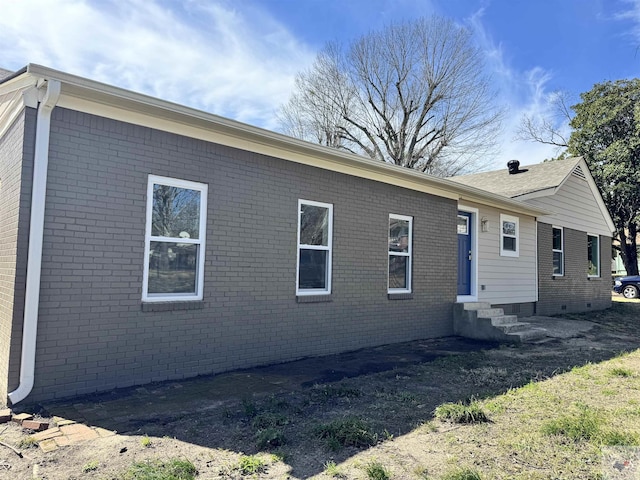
[613,276,640,299]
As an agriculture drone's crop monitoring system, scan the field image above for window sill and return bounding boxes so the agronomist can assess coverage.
[388,292,414,300]
[588,277,602,281]
[296,294,332,303]
[552,275,564,279]
[142,301,205,312]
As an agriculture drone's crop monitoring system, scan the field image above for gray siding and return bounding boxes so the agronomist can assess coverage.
[0,108,35,402]
[537,222,611,315]
[527,172,612,238]
[28,108,457,402]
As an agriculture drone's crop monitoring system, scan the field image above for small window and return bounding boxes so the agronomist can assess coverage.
[500,214,519,257]
[143,175,207,302]
[297,200,333,295]
[457,215,469,235]
[388,214,413,293]
[552,227,564,276]
[587,234,600,277]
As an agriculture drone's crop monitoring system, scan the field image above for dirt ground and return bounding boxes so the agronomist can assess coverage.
[1,298,639,479]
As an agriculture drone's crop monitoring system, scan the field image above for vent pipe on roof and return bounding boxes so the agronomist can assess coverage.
[8,79,61,405]
[507,160,520,175]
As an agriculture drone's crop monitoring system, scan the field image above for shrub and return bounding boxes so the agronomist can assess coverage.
[365,461,391,480]
[314,418,378,450]
[238,455,267,475]
[256,427,286,449]
[434,401,489,424]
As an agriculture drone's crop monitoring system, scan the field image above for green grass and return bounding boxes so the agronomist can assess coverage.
[541,404,603,442]
[434,400,489,424]
[314,418,378,451]
[609,366,634,377]
[252,412,289,429]
[82,460,99,473]
[120,458,196,480]
[256,427,286,449]
[237,454,267,474]
[441,468,482,480]
[364,461,391,480]
[324,460,344,478]
[141,435,152,448]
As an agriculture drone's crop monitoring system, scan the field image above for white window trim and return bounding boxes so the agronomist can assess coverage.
[500,214,519,257]
[296,199,333,295]
[587,233,600,278]
[142,175,208,302]
[388,213,413,294]
[552,226,564,277]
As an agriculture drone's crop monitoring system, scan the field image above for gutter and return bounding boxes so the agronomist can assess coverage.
[8,79,60,405]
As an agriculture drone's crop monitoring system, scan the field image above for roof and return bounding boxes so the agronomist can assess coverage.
[449,157,582,198]
[0,64,552,218]
[0,68,13,81]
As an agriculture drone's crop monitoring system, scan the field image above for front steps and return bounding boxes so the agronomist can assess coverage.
[453,302,547,344]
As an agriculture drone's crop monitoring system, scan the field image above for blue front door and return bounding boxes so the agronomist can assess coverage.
[457,211,472,296]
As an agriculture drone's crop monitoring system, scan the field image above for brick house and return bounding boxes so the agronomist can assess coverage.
[0,65,613,405]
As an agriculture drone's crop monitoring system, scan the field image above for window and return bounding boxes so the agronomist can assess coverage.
[552,227,564,276]
[587,234,600,277]
[500,214,519,257]
[142,175,207,302]
[297,200,333,295]
[388,214,413,293]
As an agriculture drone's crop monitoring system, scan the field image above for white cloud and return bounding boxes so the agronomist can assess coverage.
[0,0,315,130]
[465,7,567,170]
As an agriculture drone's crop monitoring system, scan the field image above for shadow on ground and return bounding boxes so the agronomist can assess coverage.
[33,300,640,478]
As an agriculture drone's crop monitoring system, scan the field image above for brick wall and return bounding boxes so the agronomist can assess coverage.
[26,107,457,401]
[0,108,36,403]
[537,222,612,315]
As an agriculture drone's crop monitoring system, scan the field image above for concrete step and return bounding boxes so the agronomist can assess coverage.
[495,322,531,333]
[490,315,519,326]
[476,308,505,318]
[509,328,547,343]
[462,302,491,311]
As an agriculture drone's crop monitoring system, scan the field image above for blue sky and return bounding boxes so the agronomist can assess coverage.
[1,0,639,170]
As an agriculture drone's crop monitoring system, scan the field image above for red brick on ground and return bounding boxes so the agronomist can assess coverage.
[31,427,62,442]
[60,423,99,443]
[0,409,11,424]
[12,413,33,424]
[22,420,49,431]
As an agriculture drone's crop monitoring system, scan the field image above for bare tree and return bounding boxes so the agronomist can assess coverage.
[516,90,573,152]
[279,17,503,176]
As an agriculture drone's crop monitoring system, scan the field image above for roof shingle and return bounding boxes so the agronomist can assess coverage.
[449,157,582,198]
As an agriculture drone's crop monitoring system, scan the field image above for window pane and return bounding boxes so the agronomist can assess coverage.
[503,236,516,252]
[552,228,562,250]
[300,205,329,246]
[152,184,201,239]
[553,251,563,275]
[457,216,468,235]
[502,221,516,236]
[148,242,198,294]
[389,218,410,252]
[389,255,408,289]
[588,236,599,276]
[299,249,327,289]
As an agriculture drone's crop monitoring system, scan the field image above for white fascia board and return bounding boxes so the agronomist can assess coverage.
[0,84,39,140]
[21,64,550,216]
